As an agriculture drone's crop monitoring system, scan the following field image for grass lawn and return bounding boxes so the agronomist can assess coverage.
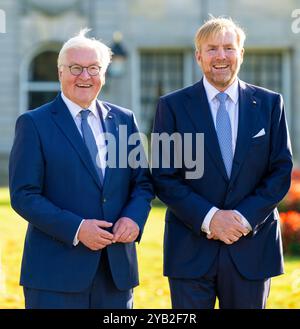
[0,187,299,309]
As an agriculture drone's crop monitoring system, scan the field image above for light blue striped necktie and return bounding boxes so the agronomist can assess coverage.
[215,92,233,178]
[80,109,104,185]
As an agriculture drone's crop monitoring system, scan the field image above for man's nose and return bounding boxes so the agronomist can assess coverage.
[216,48,226,59]
[80,67,91,79]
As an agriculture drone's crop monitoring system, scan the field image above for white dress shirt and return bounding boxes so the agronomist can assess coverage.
[200,77,252,235]
[61,92,108,245]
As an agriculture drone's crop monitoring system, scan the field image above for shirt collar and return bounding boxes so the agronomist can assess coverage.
[203,76,239,104]
[61,92,108,120]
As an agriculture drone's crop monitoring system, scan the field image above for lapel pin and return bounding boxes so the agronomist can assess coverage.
[252,100,257,105]
[108,115,113,119]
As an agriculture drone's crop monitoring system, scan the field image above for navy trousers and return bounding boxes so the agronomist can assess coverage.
[169,244,271,309]
[24,249,133,309]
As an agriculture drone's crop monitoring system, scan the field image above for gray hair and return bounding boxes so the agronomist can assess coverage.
[57,28,112,73]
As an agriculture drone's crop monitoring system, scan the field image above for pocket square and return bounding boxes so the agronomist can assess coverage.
[252,128,265,138]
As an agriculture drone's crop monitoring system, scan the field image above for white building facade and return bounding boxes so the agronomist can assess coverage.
[0,0,299,183]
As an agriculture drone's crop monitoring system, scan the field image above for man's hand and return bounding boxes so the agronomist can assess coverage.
[207,210,249,244]
[78,219,113,251]
[112,217,140,243]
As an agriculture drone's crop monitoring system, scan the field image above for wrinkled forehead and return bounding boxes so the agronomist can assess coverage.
[205,27,239,45]
[64,47,102,65]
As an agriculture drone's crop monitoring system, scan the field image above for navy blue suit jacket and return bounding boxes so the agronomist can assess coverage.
[152,79,292,280]
[9,94,154,292]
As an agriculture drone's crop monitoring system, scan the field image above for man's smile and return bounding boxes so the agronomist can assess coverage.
[76,83,93,88]
[212,64,230,71]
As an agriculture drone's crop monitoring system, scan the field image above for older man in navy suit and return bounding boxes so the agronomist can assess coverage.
[152,17,292,308]
[9,29,154,308]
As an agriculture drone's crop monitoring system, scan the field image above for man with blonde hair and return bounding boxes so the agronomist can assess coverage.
[152,16,292,308]
[9,29,153,308]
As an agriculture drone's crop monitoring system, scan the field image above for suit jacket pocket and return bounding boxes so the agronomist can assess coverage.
[251,135,267,145]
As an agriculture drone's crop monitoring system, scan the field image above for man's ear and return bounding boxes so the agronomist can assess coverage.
[195,50,202,67]
[240,47,245,64]
[58,67,62,81]
[101,74,106,86]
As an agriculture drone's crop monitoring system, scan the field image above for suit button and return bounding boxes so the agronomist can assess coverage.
[102,198,107,203]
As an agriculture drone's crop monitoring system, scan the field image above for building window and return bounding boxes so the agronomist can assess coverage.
[140,51,184,134]
[27,50,60,110]
[239,51,283,94]
[238,50,293,126]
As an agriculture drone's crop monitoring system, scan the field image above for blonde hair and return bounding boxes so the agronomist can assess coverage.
[194,16,246,51]
[57,28,112,73]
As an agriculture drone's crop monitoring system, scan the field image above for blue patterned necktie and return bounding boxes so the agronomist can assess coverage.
[80,109,104,185]
[215,93,233,178]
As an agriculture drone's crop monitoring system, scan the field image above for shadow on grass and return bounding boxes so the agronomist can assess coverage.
[0,201,10,206]
[152,198,166,208]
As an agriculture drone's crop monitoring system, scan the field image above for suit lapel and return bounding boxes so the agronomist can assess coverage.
[229,80,260,184]
[50,94,102,190]
[98,102,119,192]
[184,80,229,181]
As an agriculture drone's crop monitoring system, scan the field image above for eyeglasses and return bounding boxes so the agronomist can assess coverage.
[64,64,101,76]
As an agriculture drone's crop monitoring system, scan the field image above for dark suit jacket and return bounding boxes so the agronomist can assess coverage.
[152,79,292,280]
[9,93,154,292]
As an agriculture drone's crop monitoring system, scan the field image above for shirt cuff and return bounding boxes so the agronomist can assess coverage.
[233,210,252,232]
[201,207,219,235]
[73,219,85,246]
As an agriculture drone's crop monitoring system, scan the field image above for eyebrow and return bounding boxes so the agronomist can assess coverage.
[69,62,100,65]
[207,44,235,47]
